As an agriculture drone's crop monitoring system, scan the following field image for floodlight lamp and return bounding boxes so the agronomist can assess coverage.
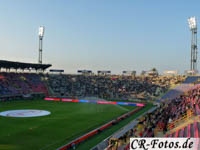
[188,17,197,30]
[39,26,45,37]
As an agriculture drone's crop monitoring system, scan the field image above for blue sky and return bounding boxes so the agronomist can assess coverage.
[0,0,199,74]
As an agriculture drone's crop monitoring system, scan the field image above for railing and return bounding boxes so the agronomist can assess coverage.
[167,109,193,130]
[154,110,194,136]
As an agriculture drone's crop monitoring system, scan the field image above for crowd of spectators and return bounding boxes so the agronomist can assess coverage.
[0,72,48,97]
[0,72,185,100]
[106,84,200,150]
[46,74,185,100]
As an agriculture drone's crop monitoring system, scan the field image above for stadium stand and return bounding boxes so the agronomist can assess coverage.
[0,60,185,102]
[0,60,51,100]
[0,64,185,102]
[105,77,200,150]
[46,74,185,100]
[161,76,200,101]
[0,73,48,96]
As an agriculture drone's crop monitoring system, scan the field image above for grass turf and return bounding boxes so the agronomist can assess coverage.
[0,99,137,150]
[75,103,154,150]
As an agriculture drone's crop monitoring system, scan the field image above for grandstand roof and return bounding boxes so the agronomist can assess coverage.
[0,60,52,71]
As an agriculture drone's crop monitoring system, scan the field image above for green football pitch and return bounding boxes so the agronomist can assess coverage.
[0,99,152,150]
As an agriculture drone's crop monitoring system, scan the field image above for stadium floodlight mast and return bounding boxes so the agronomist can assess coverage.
[188,17,198,73]
[38,26,45,64]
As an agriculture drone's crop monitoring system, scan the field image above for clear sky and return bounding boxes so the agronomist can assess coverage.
[0,0,199,74]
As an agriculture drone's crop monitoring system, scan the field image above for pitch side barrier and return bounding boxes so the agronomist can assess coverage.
[57,107,143,150]
[44,98,145,107]
[44,98,145,150]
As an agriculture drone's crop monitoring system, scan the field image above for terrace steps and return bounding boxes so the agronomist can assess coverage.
[165,116,200,138]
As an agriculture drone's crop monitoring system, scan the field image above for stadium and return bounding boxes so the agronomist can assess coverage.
[0,1,200,150]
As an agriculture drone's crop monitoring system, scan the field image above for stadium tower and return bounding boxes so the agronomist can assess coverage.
[38,26,45,64]
[188,17,198,72]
